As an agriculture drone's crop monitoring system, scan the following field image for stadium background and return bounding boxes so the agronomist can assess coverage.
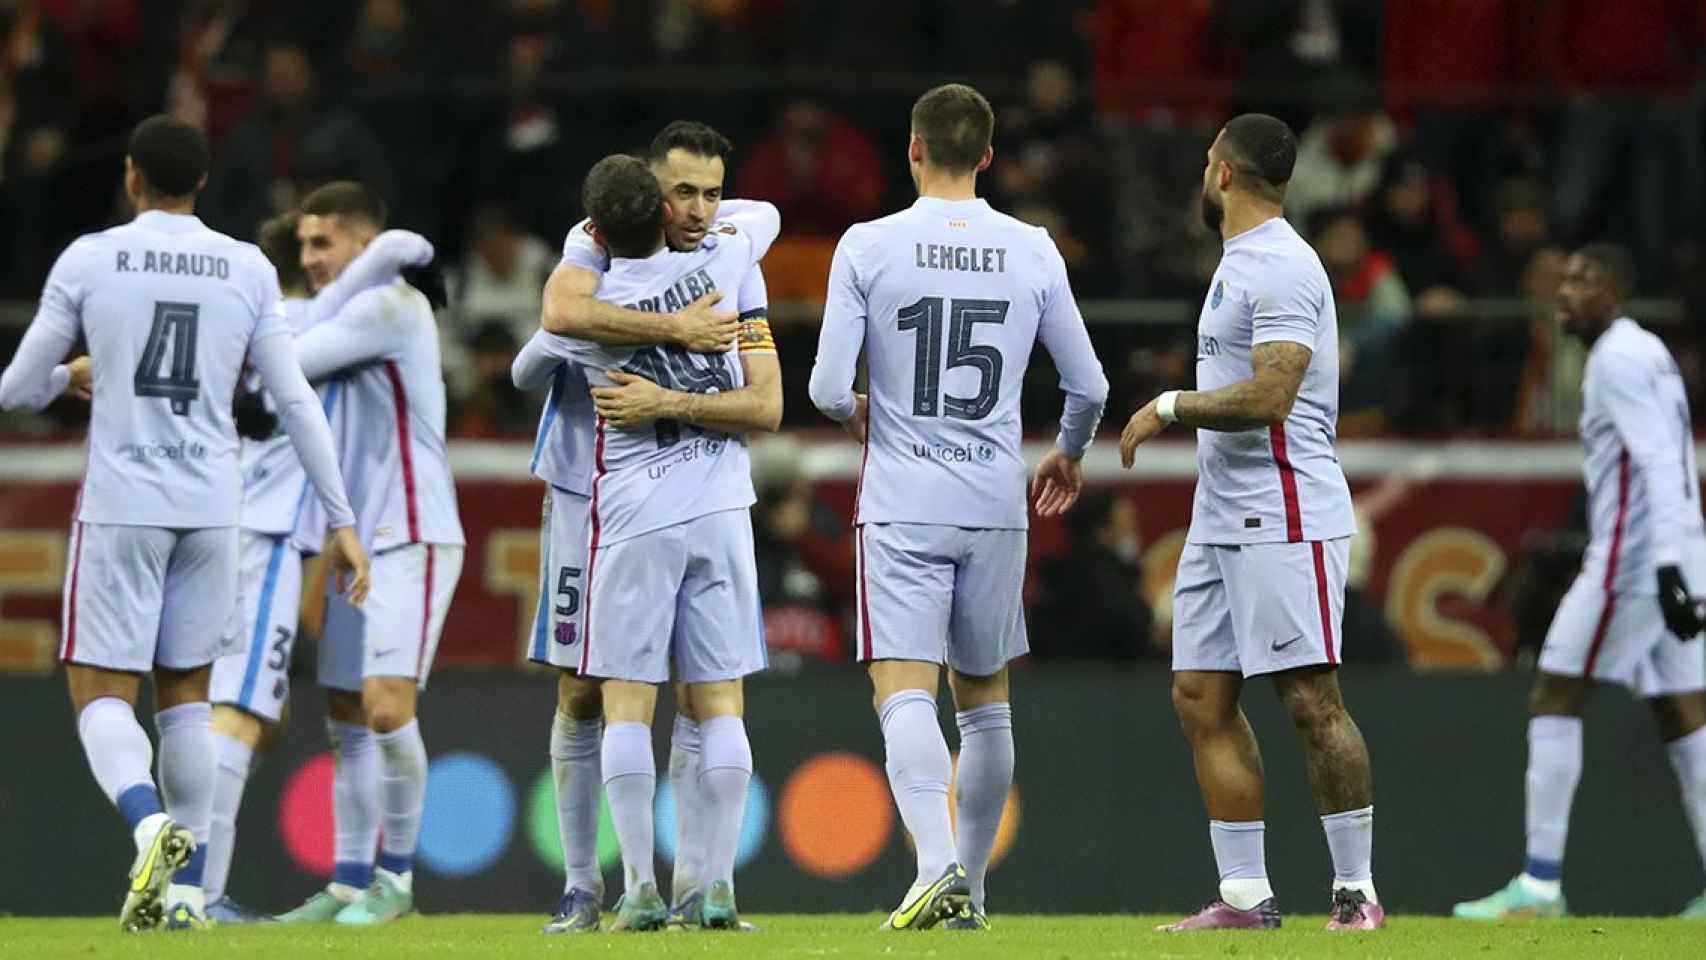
[3,0,1706,916]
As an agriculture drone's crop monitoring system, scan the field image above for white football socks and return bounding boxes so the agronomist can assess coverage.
[1209,819,1273,910]
[698,715,752,893]
[879,690,956,886]
[550,712,604,896]
[328,720,380,891]
[1522,715,1581,896]
[203,731,255,903]
[1321,805,1377,903]
[602,721,658,892]
[156,703,214,890]
[1668,725,1706,873]
[955,703,1014,913]
[77,697,161,837]
[375,719,428,877]
[667,715,704,903]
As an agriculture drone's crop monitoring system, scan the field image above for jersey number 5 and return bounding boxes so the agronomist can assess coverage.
[134,301,201,416]
[897,296,1009,421]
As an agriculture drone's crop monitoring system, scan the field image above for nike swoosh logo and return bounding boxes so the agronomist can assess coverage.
[131,839,160,893]
[1270,634,1303,652]
[373,649,396,659]
[893,873,955,928]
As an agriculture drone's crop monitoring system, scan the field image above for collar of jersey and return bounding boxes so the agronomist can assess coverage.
[1222,215,1288,251]
[133,210,207,233]
[911,196,991,216]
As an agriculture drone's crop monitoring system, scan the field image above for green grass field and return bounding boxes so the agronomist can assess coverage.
[1,914,1701,959]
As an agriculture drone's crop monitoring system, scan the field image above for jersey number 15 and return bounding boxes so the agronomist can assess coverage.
[897,296,1009,421]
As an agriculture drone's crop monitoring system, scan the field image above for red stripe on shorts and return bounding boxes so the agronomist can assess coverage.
[415,545,435,677]
[580,417,608,675]
[1311,540,1336,665]
[62,522,85,663]
[857,526,875,660]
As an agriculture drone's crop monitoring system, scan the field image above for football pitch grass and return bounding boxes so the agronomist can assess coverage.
[1,914,1702,958]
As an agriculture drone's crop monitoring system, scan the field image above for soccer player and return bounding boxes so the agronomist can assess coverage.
[1454,245,1706,920]
[202,215,433,923]
[1118,113,1381,932]
[808,83,1109,931]
[0,116,367,931]
[274,182,464,925]
[515,154,778,931]
[525,121,776,933]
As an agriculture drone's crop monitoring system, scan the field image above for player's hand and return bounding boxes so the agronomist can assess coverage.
[325,526,371,608]
[1032,446,1083,517]
[66,356,93,400]
[1119,398,1166,469]
[1657,565,1703,640]
[672,291,740,353]
[841,393,869,443]
[593,370,676,427]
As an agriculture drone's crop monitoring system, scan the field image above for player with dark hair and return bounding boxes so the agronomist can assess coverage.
[524,123,780,933]
[1120,113,1383,932]
[514,153,780,931]
[0,115,367,931]
[273,180,463,926]
[1455,245,1706,920]
[810,81,1108,931]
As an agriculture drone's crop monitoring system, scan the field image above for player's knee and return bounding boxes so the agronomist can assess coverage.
[1528,673,1587,717]
[361,685,416,734]
[1170,678,1224,734]
[1277,679,1342,734]
[557,672,602,720]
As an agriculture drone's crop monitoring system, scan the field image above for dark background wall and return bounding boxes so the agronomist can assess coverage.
[3,667,1700,917]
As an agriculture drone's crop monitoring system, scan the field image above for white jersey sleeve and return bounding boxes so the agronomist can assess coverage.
[308,230,434,327]
[1033,237,1108,457]
[0,242,84,410]
[807,228,869,423]
[248,318,355,529]
[560,219,609,273]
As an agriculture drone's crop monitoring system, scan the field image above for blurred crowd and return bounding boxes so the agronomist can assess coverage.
[5,1,1706,439]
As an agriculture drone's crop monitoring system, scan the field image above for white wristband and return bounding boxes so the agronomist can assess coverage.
[1157,390,1181,424]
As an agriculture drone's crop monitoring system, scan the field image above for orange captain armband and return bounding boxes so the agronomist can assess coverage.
[738,311,777,354]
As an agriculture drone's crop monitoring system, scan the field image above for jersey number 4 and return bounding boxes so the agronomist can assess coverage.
[898,296,1009,421]
[134,301,201,416]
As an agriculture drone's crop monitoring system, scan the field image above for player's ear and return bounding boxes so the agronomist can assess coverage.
[907,133,925,166]
[976,146,993,173]
[589,224,607,250]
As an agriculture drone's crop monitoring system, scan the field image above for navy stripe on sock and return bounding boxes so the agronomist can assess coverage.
[175,845,207,886]
[1523,856,1562,881]
[116,784,163,830]
[377,852,412,876]
[333,861,374,890]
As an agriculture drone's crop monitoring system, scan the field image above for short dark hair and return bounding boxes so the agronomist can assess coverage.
[1576,243,1636,300]
[911,83,994,174]
[647,121,732,165]
[299,180,387,230]
[127,115,209,198]
[1218,113,1297,203]
[582,154,664,258]
[257,212,308,293]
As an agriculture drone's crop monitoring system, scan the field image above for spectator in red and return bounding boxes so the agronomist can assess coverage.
[1539,0,1704,290]
[734,98,883,236]
[1310,205,1410,420]
[1089,0,1227,125]
[1382,0,1522,218]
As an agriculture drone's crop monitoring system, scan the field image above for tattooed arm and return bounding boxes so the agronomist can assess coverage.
[1175,341,1312,429]
[1119,341,1312,467]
